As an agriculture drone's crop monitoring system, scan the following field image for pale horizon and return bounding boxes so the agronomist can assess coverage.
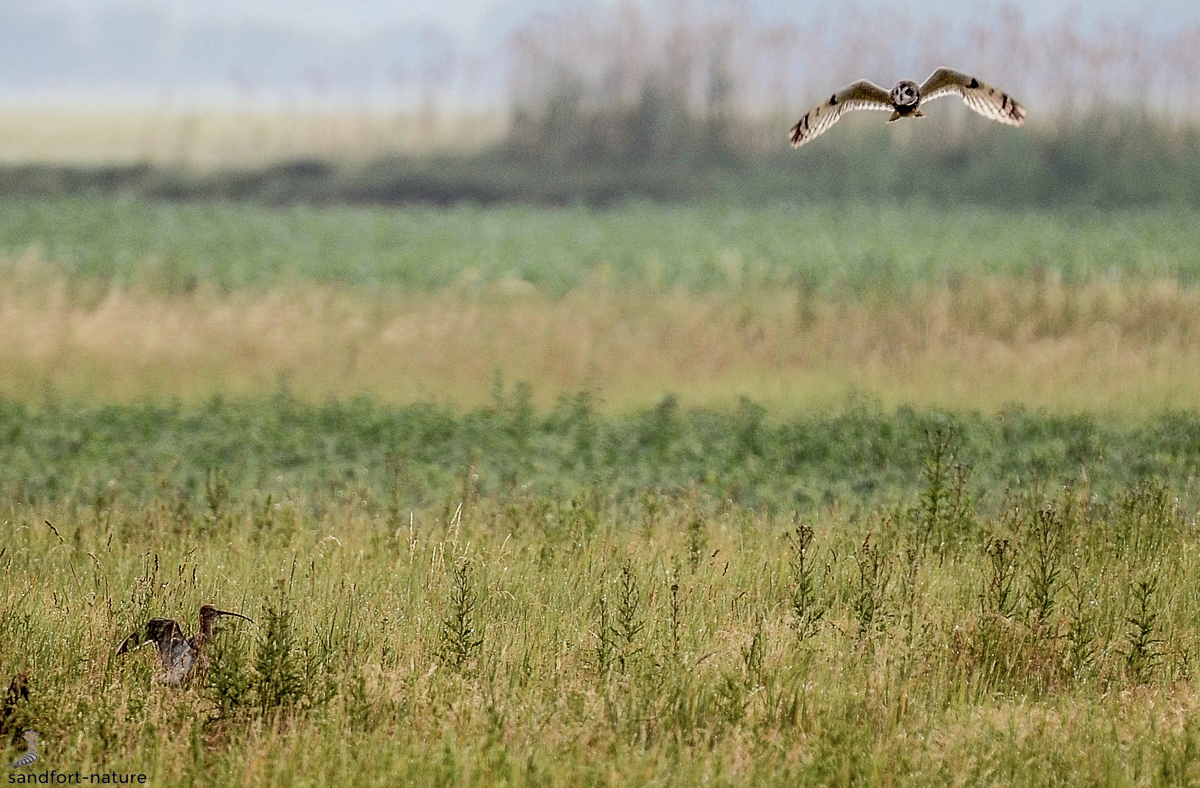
[2,0,1198,108]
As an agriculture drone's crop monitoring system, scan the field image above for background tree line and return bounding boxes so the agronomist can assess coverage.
[6,2,1200,207]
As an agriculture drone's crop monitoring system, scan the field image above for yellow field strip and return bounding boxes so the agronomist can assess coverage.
[0,107,505,168]
[3,271,1200,414]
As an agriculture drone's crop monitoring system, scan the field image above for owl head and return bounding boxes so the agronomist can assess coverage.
[890,80,920,108]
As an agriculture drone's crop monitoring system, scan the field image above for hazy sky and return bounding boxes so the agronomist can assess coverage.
[6,0,1200,104]
[44,0,1197,35]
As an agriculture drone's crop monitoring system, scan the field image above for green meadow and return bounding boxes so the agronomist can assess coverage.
[4,196,1200,785]
[6,198,1200,412]
[4,197,1200,291]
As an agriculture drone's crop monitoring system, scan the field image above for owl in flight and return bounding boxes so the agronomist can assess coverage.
[789,67,1026,148]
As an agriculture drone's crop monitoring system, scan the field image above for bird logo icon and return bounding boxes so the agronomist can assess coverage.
[5,730,38,769]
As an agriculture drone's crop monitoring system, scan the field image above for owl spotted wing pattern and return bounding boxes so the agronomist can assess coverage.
[788,80,893,148]
[919,67,1026,126]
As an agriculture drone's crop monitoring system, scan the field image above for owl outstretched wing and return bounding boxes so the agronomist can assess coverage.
[788,80,894,148]
[919,67,1026,126]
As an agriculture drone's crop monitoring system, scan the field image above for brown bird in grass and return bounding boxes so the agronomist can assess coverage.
[117,605,254,686]
[0,674,29,744]
[788,67,1026,148]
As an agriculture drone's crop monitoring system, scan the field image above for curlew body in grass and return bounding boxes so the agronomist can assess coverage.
[0,674,30,744]
[789,67,1026,148]
[118,605,253,686]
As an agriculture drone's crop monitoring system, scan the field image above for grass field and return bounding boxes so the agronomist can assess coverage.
[3,198,1200,413]
[5,195,1200,785]
[4,403,1200,785]
[5,198,1199,290]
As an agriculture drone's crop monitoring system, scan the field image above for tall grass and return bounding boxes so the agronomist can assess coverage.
[6,262,1200,413]
[2,194,1200,782]
[5,198,1200,413]
[3,422,1200,785]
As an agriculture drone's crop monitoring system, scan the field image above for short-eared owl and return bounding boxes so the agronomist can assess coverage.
[788,67,1025,148]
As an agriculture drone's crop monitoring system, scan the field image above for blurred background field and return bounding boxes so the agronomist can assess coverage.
[3,198,1200,413]
[2,3,1200,206]
[6,0,1200,785]
[0,108,504,167]
[1,2,1200,415]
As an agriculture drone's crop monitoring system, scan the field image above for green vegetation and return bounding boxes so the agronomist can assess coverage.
[5,7,1200,780]
[3,111,1200,208]
[3,191,1200,783]
[7,197,1200,414]
[4,398,1200,785]
[5,393,1200,513]
[4,197,1200,292]
[505,106,1200,208]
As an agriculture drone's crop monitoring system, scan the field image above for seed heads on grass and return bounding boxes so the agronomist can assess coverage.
[207,620,252,719]
[1125,577,1163,683]
[593,562,645,675]
[982,536,1019,620]
[852,532,891,644]
[1115,478,1178,557]
[254,588,303,714]
[668,576,682,661]
[611,561,644,673]
[716,615,767,729]
[1025,504,1065,627]
[686,513,707,571]
[741,616,765,689]
[439,557,483,671]
[594,590,612,674]
[918,428,972,553]
[205,466,231,527]
[1064,560,1096,679]
[567,485,600,543]
[785,521,825,641]
[384,450,406,532]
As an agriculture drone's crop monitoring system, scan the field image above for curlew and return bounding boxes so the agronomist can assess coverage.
[788,67,1026,148]
[5,730,37,769]
[118,605,254,685]
[0,674,29,744]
